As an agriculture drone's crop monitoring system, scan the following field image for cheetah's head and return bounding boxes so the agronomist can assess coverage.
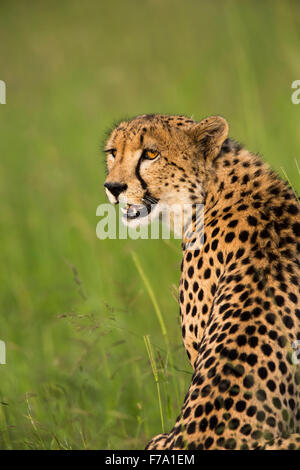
[104,114,228,228]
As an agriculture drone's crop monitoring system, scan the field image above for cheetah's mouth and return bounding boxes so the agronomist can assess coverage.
[121,194,159,221]
[121,203,150,220]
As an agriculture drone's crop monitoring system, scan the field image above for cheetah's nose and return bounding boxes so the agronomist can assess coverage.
[104,182,128,199]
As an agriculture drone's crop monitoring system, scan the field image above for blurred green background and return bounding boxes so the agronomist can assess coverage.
[0,0,299,449]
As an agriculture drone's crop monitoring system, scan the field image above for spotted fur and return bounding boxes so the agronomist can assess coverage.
[104,114,300,450]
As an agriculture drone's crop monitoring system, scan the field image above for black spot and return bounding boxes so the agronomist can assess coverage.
[292,223,300,237]
[246,406,257,418]
[212,239,219,250]
[275,296,284,307]
[261,344,272,356]
[258,367,268,380]
[243,375,254,388]
[194,404,203,417]
[187,421,196,434]
[256,411,265,422]
[247,216,258,226]
[205,437,214,449]
[237,335,247,346]
[247,354,258,366]
[283,315,293,329]
[279,361,287,374]
[217,252,224,264]
[191,305,197,317]
[225,232,235,243]
[236,248,245,259]
[288,293,297,304]
[237,204,249,212]
[267,380,276,392]
[236,400,246,412]
[256,389,266,401]
[183,407,191,419]
[228,418,240,430]
[240,424,252,435]
[239,231,249,242]
[199,418,208,432]
[204,268,211,279]
[188,266,194,278]
[287,204,298,215]
[228,220,238,228]
[193,282,199,293]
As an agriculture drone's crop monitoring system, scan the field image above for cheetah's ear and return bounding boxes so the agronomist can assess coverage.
[186,116,229,160]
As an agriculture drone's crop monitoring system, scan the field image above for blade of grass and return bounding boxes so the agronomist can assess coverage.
[131,251,180,408]
[280,166,297,197]
[143,335,164,433]
[131,251,167,339]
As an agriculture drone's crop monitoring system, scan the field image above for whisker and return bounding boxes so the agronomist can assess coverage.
[143,194,159,205]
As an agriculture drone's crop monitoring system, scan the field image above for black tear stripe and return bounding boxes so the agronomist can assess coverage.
[135,156,148,190]
[135,155,159,207]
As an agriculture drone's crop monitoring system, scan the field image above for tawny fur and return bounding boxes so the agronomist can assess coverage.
[104,114,300,450]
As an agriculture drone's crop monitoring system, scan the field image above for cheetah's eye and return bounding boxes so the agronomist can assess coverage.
[143,149,160,160]
[105,149,117,158]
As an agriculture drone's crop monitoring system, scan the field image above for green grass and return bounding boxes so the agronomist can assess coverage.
[0,0,299,449]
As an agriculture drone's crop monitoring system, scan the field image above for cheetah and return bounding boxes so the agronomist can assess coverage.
[104,113,300,450]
